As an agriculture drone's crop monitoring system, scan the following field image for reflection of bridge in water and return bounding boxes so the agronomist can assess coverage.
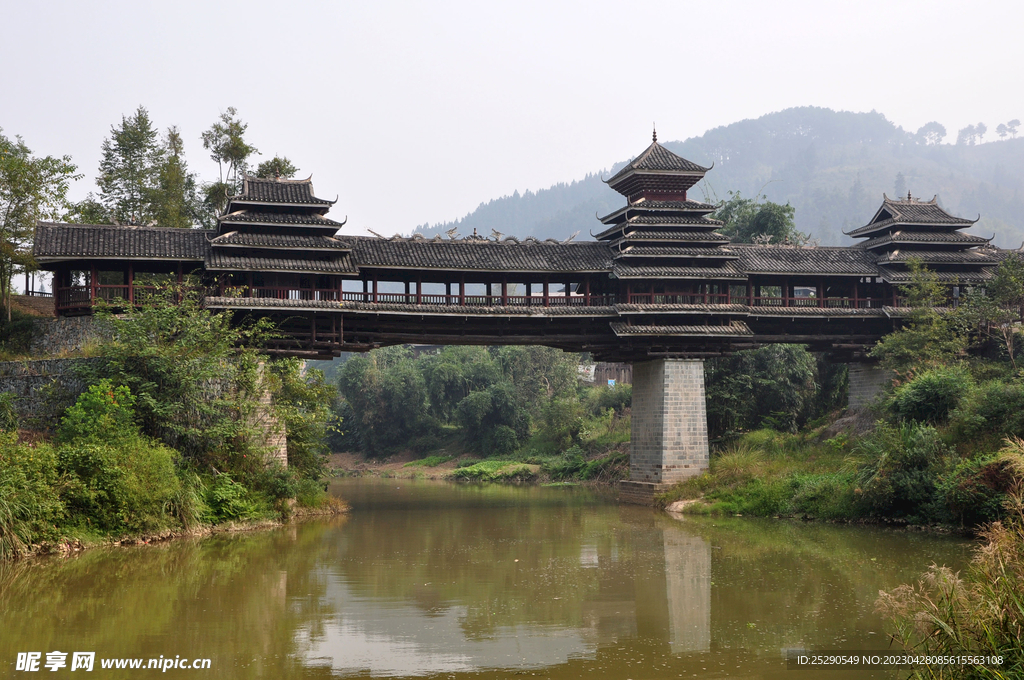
[34,135,1019,500]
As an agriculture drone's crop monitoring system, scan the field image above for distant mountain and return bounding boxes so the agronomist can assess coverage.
[414,107,1024,248]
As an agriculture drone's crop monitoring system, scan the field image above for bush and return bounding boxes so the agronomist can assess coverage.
[205,474,265,522]
[449,460,537,482]
[937,455,1014,527]
[888,366,972,424]
[950,379,1024,439]
[58,438,180,533]
[57,380,137,444]
[855,423,950,520]
[0,436,64,558]
[0,310,37,355]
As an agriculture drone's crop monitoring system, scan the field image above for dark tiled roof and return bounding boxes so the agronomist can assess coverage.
[206,250,357,274]
[874,250,999,265]
[205,296,342,311]
[606,141,710,184]
[349,236,613,272]
[610,321,752,337]
[734,245,877,275]
[747,306,888,317]
[217,211,344,228]
[626,215,724,226]
[339,301,616,316]
[860,231,991,249]
[211,232,351,251]
[611,231,730,244]
[848,195,977,237]
[614,246,737,259]
[615,303,748,314]
[878,266,993,283]
[229,177,333,206]
[612,263,746,279]
[599,200,718,224]
[34,223,211,261]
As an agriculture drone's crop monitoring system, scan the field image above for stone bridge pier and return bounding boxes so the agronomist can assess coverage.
[620,359,709,505]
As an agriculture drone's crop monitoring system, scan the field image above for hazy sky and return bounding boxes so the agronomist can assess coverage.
[3,0,1021,235]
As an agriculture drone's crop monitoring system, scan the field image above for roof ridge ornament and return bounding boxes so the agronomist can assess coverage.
[653,124,657,143]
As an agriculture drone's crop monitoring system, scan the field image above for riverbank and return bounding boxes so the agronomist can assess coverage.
[7,499,350,561]
[328,444,629,484]
[655,424,1024,534]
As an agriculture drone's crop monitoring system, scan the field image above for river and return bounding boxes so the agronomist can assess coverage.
[1,478,973,679]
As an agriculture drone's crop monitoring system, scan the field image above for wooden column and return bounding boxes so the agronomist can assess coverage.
[446,281,451,304]
[783,278,790,307]
[501,278,507,306]
[404,280,410,304]
[817,279,824,308]
[128,264,134,304]
[853,279,859,308]
[372,273,378,303]
[459,274,465,306]
[543,277,549,307]
[90,265,97,305]
[584,276,591,305]
[747,280,753,306]
[416,275,422,305]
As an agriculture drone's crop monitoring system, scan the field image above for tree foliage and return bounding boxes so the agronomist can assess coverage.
[869,260,968,374]
[0,128,79,321]
[714,191,807,244]
[151,127,204,228]
[78,286,276,462]
[201,107,258,216]
[97,106,163,226]
[255,156,298,179]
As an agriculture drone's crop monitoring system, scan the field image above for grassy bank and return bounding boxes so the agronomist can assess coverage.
[658,423,1024,530]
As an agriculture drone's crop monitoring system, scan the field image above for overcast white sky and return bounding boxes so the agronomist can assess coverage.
[3,0,1021,235]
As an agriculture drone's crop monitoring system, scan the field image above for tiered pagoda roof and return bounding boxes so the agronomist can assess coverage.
[597,133,739,280]
[208,176,353,274]
[848,193,996,284]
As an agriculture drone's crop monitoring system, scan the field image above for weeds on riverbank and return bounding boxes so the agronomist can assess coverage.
[877,442,1024,678]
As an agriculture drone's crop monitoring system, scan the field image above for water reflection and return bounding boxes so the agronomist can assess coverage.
[0,478,971,679]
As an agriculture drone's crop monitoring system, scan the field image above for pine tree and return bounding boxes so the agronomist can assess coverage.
[151,127,202,228]
[97,106,163,225]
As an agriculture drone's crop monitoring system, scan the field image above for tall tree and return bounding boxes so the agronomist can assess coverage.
[200,107,258,217]
[1007,119,1020,138]
[151,127,202,228]
[255,156,298,179]
[915,122,946,145]
[97,106,164,225]
[715,191,805,244]
[0,129,80,320]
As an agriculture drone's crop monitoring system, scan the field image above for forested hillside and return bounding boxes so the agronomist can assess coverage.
[416,108,1024,248]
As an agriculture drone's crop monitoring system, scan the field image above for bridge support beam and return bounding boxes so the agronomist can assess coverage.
[620,359,709,505]
[848,362,889,411]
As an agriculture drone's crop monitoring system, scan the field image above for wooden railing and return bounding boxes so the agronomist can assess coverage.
[628,293,730,305]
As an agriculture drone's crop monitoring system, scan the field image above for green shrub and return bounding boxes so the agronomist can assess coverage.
[888,366,972,424]
[0,436,64,558]
[950,379,1024,439]
[790,472,858,519]
[855,423,950,520]
[542,446,586,480]
[294,478,329,508]
[57,380,137,444]
[449,460,537,482]
[492,425,519,455]
[937,455,1014,527]
[205,474,264,522]
[58,438,180,533]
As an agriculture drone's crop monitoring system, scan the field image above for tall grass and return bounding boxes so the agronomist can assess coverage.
[876,439,1024,679]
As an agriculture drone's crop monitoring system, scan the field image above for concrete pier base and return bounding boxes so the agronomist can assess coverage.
[848,362,889,411]
[621,359,709,505]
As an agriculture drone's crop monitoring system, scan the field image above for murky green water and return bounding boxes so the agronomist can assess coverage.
[1,478,973,679]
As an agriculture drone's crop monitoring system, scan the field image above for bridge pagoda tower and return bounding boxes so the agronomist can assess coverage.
[601,133,729,502]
